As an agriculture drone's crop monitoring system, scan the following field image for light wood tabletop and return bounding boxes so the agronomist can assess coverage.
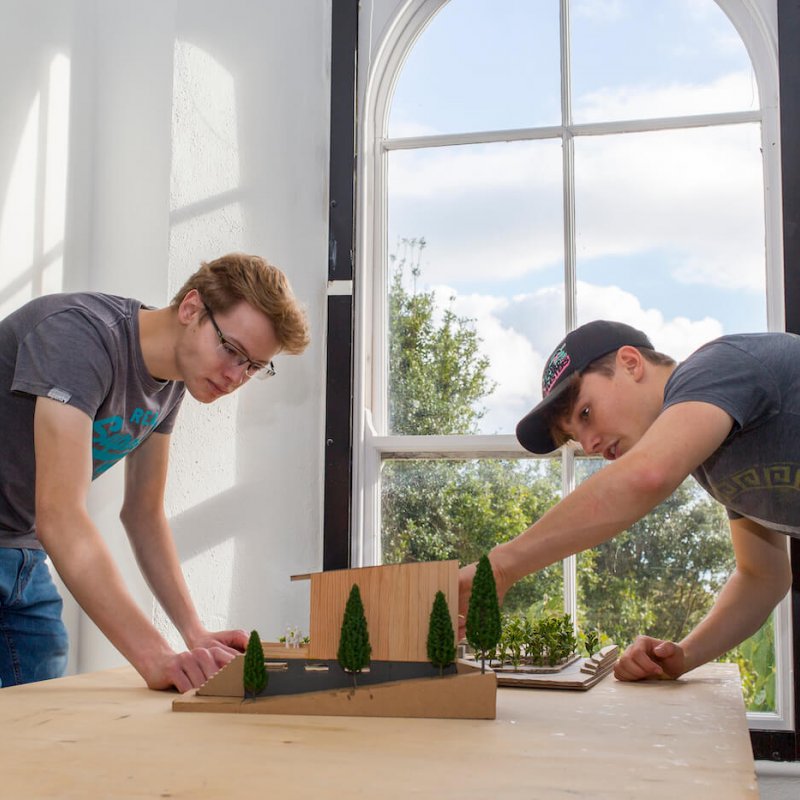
[0,661,758,799]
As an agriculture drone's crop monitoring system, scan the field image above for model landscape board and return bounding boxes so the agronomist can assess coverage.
[173,560,498,719]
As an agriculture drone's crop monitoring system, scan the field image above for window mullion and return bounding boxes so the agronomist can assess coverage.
[560,0,579,623]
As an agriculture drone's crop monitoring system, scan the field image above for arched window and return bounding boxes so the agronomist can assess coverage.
[351,0,788,730]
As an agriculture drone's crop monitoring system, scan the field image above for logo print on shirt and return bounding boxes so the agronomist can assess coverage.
[92,409,161,478]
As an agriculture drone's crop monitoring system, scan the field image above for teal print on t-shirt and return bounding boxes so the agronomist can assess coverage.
[92,409,161,478]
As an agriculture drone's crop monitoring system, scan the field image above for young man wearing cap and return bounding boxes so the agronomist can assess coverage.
[0,253,310,691]
[458,320,797,683]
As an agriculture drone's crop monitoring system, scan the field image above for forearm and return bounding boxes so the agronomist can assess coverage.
[493,453,676,586]
[678,568,787,673]
[38,510,175,678]
[122,510,206,647]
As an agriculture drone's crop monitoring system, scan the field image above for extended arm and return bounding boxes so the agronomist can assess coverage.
[614,517,791,680]
[34,398,241,691]
[459,401,735,630]
[120,430,248,655]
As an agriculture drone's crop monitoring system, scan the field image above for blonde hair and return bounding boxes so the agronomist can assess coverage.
[171,253,310,355]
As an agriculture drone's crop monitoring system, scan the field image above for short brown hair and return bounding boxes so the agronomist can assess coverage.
[172,253,310,355]
[546,347,676,447]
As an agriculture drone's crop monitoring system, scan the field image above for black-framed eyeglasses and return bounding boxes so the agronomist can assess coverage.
[202,302,276,381]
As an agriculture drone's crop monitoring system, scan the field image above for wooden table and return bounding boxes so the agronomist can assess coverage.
[0,662,758,799]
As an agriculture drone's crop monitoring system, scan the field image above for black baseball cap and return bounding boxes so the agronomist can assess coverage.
[515,320,654,454]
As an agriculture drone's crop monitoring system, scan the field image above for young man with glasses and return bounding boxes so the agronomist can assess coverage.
[458,320,796,684]
[0,253,309,691]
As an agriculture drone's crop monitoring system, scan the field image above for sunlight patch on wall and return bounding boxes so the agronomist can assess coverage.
[170,40,242,212]
[0,93,39,317]
[42,54,70,294]
[166,40,245,514]
[0,54,70,318]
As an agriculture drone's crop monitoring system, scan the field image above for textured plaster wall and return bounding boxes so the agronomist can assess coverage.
[0,0,330,671]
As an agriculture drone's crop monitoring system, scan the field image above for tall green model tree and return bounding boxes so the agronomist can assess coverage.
[466,554,501,673]
[427,590,456,676]
[337,584,372,689]
[243,629,267,699]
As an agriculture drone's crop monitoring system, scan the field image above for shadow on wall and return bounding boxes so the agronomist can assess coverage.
[157,478,313,649]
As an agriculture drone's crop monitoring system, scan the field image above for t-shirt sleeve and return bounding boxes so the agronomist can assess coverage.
[153,391,185,435]
[11,309,114,419]
[663,341,780,434]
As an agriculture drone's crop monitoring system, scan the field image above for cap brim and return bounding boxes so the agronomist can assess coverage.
[515,375,576,454]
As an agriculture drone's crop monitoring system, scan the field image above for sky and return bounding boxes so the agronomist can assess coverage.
[385,0,768,435]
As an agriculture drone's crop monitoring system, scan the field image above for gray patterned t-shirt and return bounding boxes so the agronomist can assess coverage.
[0,292,185,548]
[663,333,800,536]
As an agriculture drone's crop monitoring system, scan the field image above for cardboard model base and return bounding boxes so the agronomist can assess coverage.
[172,647,497,719]
[489,644,619,690]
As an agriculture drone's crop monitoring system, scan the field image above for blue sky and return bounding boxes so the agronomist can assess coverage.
[385,0,767,435]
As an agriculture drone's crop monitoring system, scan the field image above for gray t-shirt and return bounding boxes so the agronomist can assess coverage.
[0,292,185,549]
[663,332,800,536]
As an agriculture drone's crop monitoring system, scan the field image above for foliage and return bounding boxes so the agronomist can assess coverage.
[388,237,494,437]
[427,590,457,675]
[243,629,267,699]
[337,584,372,688]
[582,630,600,658]
[720,615,776,712]
[576,474,734,647]
[465,555,502,672]
[493,613,585,669]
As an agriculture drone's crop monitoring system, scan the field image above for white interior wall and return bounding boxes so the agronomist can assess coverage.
[0,0,331,672]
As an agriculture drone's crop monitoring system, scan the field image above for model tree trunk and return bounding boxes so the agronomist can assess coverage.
[427,590,456,676]
[243,629,268,699]
[465,554,501,673]
[337,584,372,689]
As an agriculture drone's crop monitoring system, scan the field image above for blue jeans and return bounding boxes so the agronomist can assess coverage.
[0,548,69,687]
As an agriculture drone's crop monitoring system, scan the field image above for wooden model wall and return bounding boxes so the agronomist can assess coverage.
[306,560,459,662]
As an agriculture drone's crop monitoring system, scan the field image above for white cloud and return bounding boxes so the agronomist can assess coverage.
[423,280,724,434]
[389,101,765,292]
[387,119,442,139]
[575,70,758,120]
[572,0,624,21]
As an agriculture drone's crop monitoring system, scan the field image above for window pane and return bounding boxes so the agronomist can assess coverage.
[574,124,767,347]
[381,458,563,612]
[575,458,775,713]
[721,614,776,713]
[571,0,759,123]
[388,0,561,137]
[388,140,564,435]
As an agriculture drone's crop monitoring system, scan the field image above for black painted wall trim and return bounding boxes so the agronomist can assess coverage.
[323,295,354,570]
[749,0,800,763]
[328,0,358,284]
[322,0,359,571]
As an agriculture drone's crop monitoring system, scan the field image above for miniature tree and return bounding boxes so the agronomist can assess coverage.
[465,554,501,673]
[337,583,372,689]
[243,629,267,699]
[427,590,456,676]
[583,629,600,658]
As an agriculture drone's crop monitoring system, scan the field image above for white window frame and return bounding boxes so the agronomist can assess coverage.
[352,0,790,730]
